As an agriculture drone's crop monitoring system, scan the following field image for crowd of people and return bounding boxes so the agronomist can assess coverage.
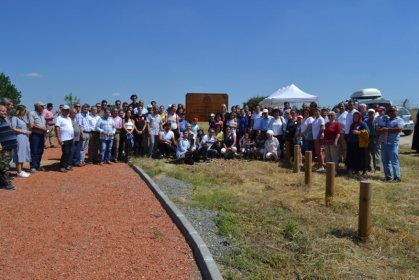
[0,95,409,191]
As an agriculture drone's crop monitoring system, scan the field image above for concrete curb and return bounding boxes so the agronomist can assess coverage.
[129,162,223,280]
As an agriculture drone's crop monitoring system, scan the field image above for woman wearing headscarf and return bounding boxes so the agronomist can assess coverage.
[346,112,369,175]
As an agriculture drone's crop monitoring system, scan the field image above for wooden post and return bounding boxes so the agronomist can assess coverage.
[358,181,372,241]
[293,145,301,173]
[325,162,335,207]
[304,151,312,185]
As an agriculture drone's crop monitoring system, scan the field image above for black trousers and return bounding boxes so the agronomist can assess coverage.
[60,140,73,168]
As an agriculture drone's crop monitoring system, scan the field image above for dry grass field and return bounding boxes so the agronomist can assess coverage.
[134,127,418,279]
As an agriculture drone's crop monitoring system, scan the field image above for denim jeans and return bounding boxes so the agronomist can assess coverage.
[148,134,159,157]
[29,132,45,170]
[80,132,90,164]
[381,143,400,179]
[100,139,113,163]
[71,140,82,165]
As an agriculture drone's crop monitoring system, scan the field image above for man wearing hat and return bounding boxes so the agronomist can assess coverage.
[376,106,404,181]
[366,108,381,172]
[55,105,74,172]
[29,101,47,172]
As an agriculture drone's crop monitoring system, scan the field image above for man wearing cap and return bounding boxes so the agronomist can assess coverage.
[366,108,381,172]
[260,109,272,135]
[55,105,74,172]
[29,101,47,172]
[377,106,404,181]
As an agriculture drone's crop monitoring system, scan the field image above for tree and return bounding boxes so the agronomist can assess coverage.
[0,72,22,106]
[243,96,268,110]
[64,93,80,108]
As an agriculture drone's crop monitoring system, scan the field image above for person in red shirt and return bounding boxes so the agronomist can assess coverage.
[43,103,55,148]
[323,111,341,168]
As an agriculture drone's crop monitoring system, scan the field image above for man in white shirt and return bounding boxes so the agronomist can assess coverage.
[251,105,262,138]
[87,106,101,163]
[198,128,218,161]
[147,108,162,158]
[158,123,176,158]
[55,105,74,172]
[344,100,358,166]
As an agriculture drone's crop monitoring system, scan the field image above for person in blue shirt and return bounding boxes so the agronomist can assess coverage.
[376,106,405,182]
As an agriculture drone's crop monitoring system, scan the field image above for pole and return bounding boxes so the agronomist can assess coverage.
[325,162,335,207]
[358,181,372,241]
[304,151,312,185]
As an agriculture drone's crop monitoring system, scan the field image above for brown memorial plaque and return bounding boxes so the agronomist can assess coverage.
[186,93,228,122]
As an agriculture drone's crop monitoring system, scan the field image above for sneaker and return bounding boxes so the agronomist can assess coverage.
[393,177,401,182]
[66,166,73,171]
[1,184,16,190]
[385,177,393,182]
[59,168,68,173]
[106,161,113,165]
[30,168,37,173]
[316,167,325,172]
[37,167,46,172]
[99,162,104,166]
[17,171,30,178]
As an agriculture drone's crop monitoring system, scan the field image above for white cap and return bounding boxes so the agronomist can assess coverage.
[266,130,274,136]
[368,108,375,113]
[262,108,269,113]
[62,105,70,110]
[210,113,215,117]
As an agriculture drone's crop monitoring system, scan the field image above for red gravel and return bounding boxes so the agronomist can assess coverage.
[0,148,201,280]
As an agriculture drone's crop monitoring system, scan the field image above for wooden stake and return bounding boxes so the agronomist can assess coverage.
[304,151,312,185]
[358,181,372,241]
[293,145,301,173]
[325,162,335,207]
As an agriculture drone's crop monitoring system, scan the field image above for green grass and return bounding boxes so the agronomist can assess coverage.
[133,147,419,279]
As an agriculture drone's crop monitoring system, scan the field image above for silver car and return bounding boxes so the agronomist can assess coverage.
[397,107,414,135]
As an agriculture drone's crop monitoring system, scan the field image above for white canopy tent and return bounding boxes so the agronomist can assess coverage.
[259,84,318,107]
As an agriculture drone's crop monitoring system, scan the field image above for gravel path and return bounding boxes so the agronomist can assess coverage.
[153,175,232,261]
[0,148,201,280]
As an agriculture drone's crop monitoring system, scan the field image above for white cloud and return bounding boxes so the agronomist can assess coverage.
[25,72,43,78]
[112,92,120,96]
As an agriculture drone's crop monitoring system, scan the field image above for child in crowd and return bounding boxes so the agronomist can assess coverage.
[240,131,253,159]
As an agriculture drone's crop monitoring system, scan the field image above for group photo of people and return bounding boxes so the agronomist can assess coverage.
[0,94,411,191]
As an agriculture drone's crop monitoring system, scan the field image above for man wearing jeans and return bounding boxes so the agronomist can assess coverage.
[29,101,47,172]
[377,106,404,182]
[96,109,115,165]
[77,104,91,166]
[146,108,162,158]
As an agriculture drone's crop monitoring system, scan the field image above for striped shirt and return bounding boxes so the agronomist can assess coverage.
[0,117,18,150]
[77,112,91,133]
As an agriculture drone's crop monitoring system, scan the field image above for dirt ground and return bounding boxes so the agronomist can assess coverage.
[0,147,201,280]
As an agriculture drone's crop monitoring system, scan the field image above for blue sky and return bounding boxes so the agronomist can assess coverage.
[1,0,418,109]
